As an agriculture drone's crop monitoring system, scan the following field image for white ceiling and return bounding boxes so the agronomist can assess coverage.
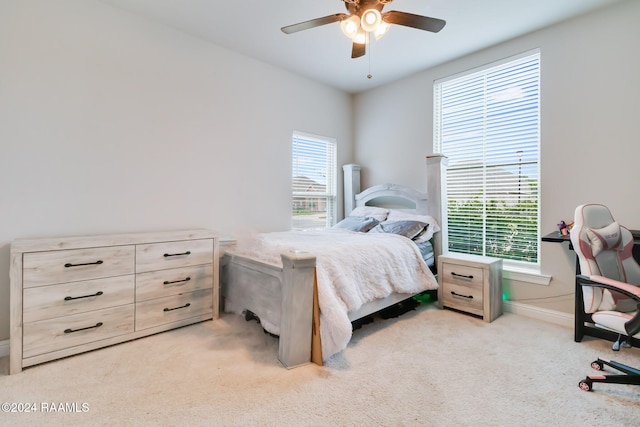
[100,0,622,93]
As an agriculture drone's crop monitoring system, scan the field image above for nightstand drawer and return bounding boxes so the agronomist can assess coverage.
[23,275,135,323]
[23,246,135,288]
[442,282,484,315]
[136,239,213,273]
[135,288,213,330]
[441,262,484,288]
[23,305,135,358]
[136,264,213,301]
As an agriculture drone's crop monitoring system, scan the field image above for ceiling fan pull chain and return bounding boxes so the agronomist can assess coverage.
[367,32,373,79]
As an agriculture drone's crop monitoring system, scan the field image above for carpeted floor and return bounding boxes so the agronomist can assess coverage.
[1,302,639,426]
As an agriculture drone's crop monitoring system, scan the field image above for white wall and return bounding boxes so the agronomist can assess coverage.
[354,0,640,314]
[0,0,353,340]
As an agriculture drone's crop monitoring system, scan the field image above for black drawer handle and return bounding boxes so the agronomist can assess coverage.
[64,291,104,301]
[451,291,473,300]
[451,272,474,280]
[64,322,103,334]
[164,303,191,312]
[64,260,104,268]
[164,251,191,258]
[163,277,191,285]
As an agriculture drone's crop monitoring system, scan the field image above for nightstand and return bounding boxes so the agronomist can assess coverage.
[438,253,503,322]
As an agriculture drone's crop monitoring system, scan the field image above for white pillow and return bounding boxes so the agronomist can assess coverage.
[349,206,389,222]
[386,210,440,242]
[586,221,623,257]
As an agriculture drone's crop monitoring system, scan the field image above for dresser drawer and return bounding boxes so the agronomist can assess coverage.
[23,305,135,358]
[135,288,213,330]
[23,275,135,323]
[136,264,213,302]
[441,262,484,288]
[442,281,484,315]
[136,239,213,273]
[23,246,135,288]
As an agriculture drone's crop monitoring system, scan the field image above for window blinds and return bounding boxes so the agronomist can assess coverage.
[434,51,540,264]
[292,132,337,230]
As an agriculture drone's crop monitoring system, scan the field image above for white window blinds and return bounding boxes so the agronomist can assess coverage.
[292,132,337,230]
[434,50,540,265]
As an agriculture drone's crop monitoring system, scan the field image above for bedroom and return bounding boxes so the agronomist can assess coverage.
[1,0,639,379]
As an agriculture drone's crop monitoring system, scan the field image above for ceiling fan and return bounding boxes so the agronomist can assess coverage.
[281,0,446,59]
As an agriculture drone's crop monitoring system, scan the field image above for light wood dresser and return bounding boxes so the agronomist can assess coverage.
[9,229,218,374]
[437,253,503,322]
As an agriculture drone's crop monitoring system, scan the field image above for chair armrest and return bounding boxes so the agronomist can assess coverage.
[576,274,640,301]
[577,275,640,336]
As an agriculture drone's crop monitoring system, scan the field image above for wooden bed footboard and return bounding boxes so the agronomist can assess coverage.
[221,251,316,368]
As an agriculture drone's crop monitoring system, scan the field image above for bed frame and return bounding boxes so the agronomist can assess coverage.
[220,154,448,368]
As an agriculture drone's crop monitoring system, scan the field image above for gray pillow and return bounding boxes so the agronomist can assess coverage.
[369,220,428,240]
[333,216,380,232]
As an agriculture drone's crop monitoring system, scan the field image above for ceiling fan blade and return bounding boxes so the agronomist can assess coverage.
[281,13,349,34]
[351,42,366,59]
[383,11,446,33]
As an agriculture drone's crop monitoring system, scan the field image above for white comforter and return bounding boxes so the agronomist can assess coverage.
[234,228,438,360]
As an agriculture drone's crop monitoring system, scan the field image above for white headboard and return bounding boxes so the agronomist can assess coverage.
[342,154,448,260]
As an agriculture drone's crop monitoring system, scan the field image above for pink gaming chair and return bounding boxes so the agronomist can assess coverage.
[571,204,640,391]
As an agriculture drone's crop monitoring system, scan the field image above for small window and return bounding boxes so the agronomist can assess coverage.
[292,132,337,230]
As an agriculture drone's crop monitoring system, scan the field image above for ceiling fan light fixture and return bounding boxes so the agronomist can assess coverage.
[360,9,382,33]
[353,28,368,45]
[374,21,390,40]
[340,15,361,39]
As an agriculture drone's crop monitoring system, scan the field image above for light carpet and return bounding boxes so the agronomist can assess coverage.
[1,303,639,426]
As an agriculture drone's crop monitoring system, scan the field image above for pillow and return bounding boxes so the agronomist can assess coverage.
[349,206,389,222]
[333,216,379,232]
[586,222,623,257]
[369,220,428,241]
[386,210,440,242]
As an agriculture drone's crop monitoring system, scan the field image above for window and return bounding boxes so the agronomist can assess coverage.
[292,131,337,230]
[434,50,540,269]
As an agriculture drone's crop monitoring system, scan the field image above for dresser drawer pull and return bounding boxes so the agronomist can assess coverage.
[451,272,474,280]
[64,322,104,334]
[451,291,473,300]
[163,303,191,312]
[163,277,191,285]
[163,251,191,258]
[64,260,104,268]
[64,291,104,301]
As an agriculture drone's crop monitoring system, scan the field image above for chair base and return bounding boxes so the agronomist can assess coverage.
[578,357,640,391]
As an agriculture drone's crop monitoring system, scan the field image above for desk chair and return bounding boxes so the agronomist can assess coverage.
[571,204,640,391]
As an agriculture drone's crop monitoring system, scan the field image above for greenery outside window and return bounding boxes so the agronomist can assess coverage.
[292,131,337,230]
[434,50,541,270]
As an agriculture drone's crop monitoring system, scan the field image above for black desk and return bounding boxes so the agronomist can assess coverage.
[542,230,640,261]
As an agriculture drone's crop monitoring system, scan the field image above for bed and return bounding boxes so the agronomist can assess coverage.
[220,155,448,368]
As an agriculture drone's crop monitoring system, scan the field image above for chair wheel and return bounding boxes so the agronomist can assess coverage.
[579,380,593,391]
[590,360,604,371]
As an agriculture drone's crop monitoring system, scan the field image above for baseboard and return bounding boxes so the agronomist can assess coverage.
[0,339,8,358]
[503,300,573,329]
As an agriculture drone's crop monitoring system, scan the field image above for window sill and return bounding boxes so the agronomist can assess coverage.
[503,266,551,286]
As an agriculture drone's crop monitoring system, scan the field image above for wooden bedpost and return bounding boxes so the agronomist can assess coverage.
[343,164,361,217]
[426,154,448,261]
[279,251,316,369]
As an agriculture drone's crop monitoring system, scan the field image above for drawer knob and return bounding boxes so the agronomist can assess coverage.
[64,322,103,334]
[163,303,191,312]
[64,260,104,268]
[451,272,474,280]
[163,277,191,285]
[64,291,104,301]
[163,251,191,258]
[451,291,473,300]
